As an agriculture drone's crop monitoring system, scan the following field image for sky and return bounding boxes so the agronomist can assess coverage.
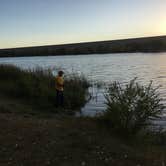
[0,0,166,49]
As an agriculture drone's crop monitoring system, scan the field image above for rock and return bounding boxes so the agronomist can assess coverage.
[124,154,128,159]
[46,160,51,165]
[104,158,109,162]
[15,143,19,149]
[9,157,13,161]
[81,161,86,166]
[162,161,165,166]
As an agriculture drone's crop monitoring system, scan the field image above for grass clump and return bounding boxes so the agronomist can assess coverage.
[64,73,89,108]
[0,64,90,111]
[101,78,165,136]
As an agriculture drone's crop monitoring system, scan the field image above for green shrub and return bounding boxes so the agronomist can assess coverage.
[0,64,24,80]
[0,65,90,111]
[64,73,90,108]
[102,78,165,136]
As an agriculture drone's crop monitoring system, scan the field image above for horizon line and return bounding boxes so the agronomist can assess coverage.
[1,34,166,50]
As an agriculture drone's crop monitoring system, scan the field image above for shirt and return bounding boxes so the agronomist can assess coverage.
[55,76,64,91]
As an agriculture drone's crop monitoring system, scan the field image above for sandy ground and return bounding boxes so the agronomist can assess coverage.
[0,111,166,166]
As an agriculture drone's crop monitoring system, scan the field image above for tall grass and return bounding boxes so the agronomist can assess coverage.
[0,64,90,111]
[100,78,165,136]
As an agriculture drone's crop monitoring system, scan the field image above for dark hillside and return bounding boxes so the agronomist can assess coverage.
[1,35,166,57]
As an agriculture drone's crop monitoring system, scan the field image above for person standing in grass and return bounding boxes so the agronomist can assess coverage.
[55,71,64,107]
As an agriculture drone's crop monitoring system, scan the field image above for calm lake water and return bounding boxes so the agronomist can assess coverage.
[0,53,166,122]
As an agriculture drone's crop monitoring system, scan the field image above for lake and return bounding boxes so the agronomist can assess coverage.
[0,53,166,123]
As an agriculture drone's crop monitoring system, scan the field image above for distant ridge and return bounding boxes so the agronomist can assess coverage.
[1,35,166,57]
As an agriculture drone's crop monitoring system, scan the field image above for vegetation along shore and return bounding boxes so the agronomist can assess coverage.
[0,64,166,166]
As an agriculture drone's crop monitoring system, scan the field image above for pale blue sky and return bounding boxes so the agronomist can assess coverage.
[0,0,166,48]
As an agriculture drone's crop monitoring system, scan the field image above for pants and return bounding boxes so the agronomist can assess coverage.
[56,90,64,107]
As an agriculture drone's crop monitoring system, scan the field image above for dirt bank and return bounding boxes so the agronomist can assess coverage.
[0,111,166,166]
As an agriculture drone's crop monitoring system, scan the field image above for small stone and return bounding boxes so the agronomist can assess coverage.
[81,161,86,166]
[46,161,51,165]
[9,157,13,161]
[100,151,104,154]
[124,154,128,158]
[162,162,165,166]
[15,144,19,148]
[104,158,109,162]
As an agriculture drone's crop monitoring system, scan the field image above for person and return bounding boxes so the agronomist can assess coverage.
[55,70,64,107]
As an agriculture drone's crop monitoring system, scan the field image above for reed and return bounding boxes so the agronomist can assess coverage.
[100,78,165,136]
[0,64,90,111]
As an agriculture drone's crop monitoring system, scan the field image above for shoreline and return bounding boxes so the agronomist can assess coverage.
[0,64,166,165]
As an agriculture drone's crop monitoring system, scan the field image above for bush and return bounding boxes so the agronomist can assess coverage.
[64,73,90,108]
[0,65,90,111]
[102,78,165,136]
